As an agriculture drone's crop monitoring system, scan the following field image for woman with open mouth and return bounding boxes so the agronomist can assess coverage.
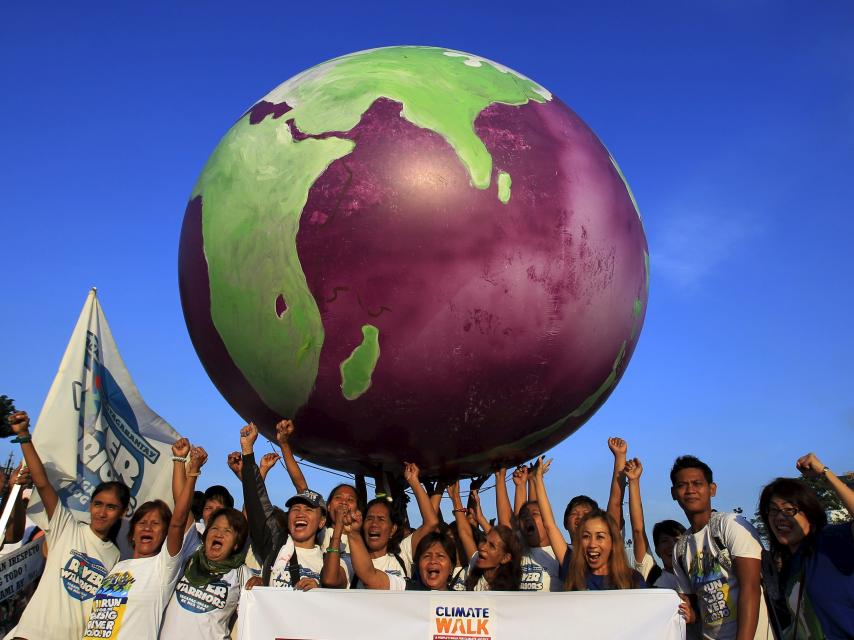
[462,523,522,591]
[758,452,854,640]
[81,444,206,639]
[6,410,130,640]
[160,504,250,639]
[327,461,438,589]
[563,509,647,591]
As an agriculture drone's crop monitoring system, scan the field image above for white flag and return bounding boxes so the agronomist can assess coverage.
[28,289,179,524]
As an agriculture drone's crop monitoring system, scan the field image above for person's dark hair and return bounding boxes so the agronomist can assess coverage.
[564,495,599,528]
[652,519,686,547]
[414,527,458,588]
[191,491,205,521]
[464,524,521,591]
[325,484,366,525]
[202,507,249,557]
[759,477,827,562]
[92,481,131,544]
[519,500,539,515]
[127,499,172,547]
[203,485,234,510]
[670,455,714,485]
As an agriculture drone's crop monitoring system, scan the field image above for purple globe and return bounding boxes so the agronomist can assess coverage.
[179,47,649,477]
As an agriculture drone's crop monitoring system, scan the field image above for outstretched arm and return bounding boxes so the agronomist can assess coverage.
[429,481,447,519]
[470,489,492,534]
[606,437,628,530]
[168,446,206,556]
[320,505,350,588]
[240,423,276,562]
[404,463,440,550]
[797,452,854,534]
[512,465,528,515]
[274,420,308,493]
[449,481,478,560]
[8,412,58,520]
[624,458,650,564]
[495,468,513,528]
[530,456,568,566]
[171,437,191,528]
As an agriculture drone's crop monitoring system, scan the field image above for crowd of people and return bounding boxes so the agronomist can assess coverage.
[0,409,852,640]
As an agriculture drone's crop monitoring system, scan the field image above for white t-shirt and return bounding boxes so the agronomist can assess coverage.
[397,534,415,575]
[655,570,681,591]
[318,528,352,585]
[520,545,561,591]
[268,539,347,589]
[81,528,198,639]
[634,552,658,581]
[318,528,350,553]
[450,566,468,591]
[354,552,408,589]
[13,503,119,640]
[160,563,252,640]
[673,514,772,640]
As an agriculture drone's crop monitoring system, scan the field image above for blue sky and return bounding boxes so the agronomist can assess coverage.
[2,2,852,537]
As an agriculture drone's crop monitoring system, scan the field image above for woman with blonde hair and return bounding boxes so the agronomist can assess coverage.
[564,509,646,591]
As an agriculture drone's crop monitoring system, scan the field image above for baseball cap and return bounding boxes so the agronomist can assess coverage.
[285,489,326,513]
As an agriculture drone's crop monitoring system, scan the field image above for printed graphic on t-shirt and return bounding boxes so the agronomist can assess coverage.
[688,551,735,627]
[62,549,110,600]
[520,561,545,590]
[83,571,135,638]
[270,565,322,588]
[174,575,230,613]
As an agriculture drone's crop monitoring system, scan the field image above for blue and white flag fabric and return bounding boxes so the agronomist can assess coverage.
[28,289,179,525]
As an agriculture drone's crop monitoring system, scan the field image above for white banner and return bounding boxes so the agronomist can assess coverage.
[237,588,686,640]
[27,289,179,525]
[0,538,45,604]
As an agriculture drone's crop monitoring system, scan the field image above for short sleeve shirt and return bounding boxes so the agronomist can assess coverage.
[160,563,251,640]
[520,545,561,591]
[673,514,772,640]
[82,527,199,639]
[14,503,120,640]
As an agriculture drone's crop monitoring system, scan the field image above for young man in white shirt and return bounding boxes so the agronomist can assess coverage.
[670,455,772,640]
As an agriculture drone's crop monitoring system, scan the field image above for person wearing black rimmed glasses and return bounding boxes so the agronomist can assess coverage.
[758,453,854,640]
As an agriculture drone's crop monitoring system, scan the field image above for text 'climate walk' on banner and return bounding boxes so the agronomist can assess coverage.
[237,588,686,640]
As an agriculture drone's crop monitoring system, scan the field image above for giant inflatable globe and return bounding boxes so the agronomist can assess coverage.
[179,46,649,477]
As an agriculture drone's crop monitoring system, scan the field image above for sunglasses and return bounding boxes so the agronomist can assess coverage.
[767,506,800,518]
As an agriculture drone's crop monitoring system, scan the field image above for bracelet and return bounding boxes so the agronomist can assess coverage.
[452,508,467,514]
[172,455,188,462]
[325,547,340,554]
[11,435,32,444]
[186,472,201,477]
[375,491,387,498]
[821,466,831,476]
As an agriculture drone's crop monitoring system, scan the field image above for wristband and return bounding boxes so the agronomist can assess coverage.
[11,435,32,444]
[452,508,467,514]
[325,547,340,554]
[375,491,387,499]
[172,455,188,463]
[186,472,201,477]
[821,466,831,476]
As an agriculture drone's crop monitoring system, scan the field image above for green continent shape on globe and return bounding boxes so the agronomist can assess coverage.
[193,46,552,418]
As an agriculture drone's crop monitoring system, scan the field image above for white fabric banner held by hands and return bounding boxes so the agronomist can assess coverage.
[27,289,179,524]
[237,588,686,640]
